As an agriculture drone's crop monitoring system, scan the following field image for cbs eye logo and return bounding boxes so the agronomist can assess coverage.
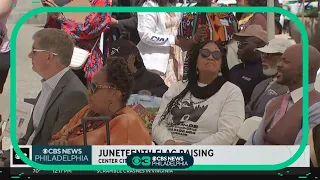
[15,153,27,160]
[13,148,30,165]
[132,156,151,166]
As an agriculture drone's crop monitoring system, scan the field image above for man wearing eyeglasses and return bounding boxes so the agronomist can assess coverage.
[229,25,268,105]
[0,28,88,167]
[246,44,320,145]
[244,38,295,119]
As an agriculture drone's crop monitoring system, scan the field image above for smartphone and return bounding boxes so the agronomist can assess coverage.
[200,13,207,25]
[199,13,207,42]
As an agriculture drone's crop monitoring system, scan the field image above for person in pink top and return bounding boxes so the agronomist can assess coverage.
[0,0,16,94]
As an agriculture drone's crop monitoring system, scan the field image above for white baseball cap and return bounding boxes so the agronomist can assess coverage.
[255,38,296,54]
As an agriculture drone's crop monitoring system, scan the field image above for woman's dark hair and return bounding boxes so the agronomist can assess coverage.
[109,39,145,69]
[158,40,225,124]
[123,52,145,69]
[103,56,134,105]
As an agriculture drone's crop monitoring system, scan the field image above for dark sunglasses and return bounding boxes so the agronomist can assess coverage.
[87,82,119,96]
[199,49,222,60]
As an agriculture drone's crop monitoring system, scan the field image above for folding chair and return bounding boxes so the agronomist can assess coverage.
[233,116,262,145]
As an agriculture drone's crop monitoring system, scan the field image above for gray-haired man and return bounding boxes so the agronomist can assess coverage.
[0,28,88,167]
[245,38,295,119]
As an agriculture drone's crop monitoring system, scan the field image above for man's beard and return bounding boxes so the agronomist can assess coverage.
[263,66,278,77]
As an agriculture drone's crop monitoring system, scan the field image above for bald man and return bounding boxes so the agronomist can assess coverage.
[246,44,320,145]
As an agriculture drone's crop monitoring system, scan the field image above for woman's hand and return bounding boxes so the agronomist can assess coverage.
[50,139,69,146]
[109,17,119,27]
[164,140,190,145]
[175,141,190,145]
[193,24,207,43]
[164,140,176,145]
[41,0,64,20]
[41,0,57,7]
[50,12,64,20]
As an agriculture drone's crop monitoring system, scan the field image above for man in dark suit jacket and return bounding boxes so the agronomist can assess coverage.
[0,28,88,167]
[245,38,295,119]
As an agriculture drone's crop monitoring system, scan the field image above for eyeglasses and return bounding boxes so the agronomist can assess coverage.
[32,48,58,56]
[87,82,119,96]
[199,49,222,60]
[261,52,282,59]
[237,41,252,48]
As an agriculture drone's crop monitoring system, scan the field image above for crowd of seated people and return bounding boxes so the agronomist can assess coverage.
[1,0,320,167]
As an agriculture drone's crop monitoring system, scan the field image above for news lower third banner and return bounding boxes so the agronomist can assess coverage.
[10,145,310,168]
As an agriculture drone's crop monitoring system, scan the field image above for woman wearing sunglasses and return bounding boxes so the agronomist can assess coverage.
[152,41,245,145]
[49,56,152,145]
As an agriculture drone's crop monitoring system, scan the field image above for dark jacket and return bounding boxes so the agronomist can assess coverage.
[0,70,88,167]
[229,59,267,105]
[133,67,168,98]
[112,0,142,45]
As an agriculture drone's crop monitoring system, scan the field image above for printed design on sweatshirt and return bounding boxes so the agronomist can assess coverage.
[167,97,208,136]
[0,29,5,47]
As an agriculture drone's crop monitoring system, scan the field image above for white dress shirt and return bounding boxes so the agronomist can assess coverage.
[26,67,70,145]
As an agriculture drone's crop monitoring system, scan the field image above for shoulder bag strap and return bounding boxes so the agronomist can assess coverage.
[89,37,101,54]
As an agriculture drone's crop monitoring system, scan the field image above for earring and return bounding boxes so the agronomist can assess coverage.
[218,69,222,76]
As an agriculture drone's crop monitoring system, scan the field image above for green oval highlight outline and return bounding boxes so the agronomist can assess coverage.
[10,6,309,171]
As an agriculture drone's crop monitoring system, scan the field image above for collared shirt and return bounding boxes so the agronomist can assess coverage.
[290,84,314,103]
[285,83,314,110]
[246,83,320,145]
[26,67,70,145]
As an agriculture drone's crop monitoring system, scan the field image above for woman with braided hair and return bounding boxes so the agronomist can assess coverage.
[152,41,245,145]
[49,56,152,145]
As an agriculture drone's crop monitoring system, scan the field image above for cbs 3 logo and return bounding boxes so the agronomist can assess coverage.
[132,156,151,166]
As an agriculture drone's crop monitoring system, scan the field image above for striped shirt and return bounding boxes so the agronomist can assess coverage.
[26,67,70,145]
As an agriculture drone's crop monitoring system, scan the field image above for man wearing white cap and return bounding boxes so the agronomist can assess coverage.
[246,44,320,145]
[245,38,295,119]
